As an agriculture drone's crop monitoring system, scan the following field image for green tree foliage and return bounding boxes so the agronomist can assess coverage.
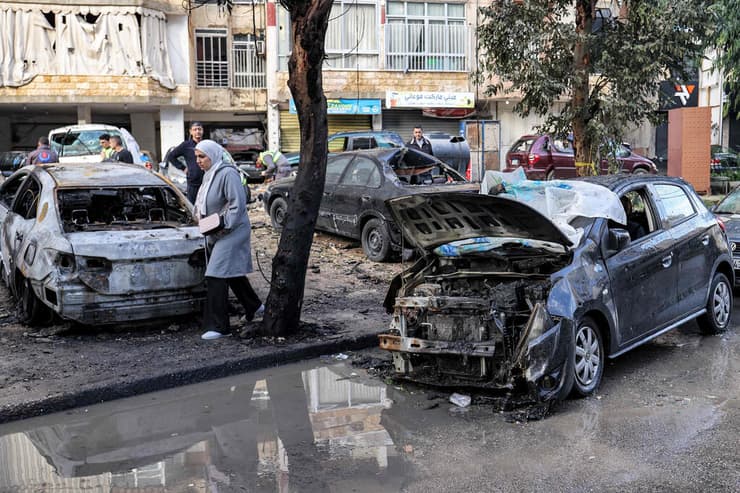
[713,0,740,112]
[476,0,714,164]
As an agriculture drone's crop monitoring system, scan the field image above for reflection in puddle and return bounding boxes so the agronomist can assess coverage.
[0,361,406,492]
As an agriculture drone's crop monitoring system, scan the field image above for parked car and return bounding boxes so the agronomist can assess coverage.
[711,185,740,285]
[329,130,471,176]
[379,174,733,403]
[0,162,207,325]
[710,145,739,171]
[49,124,146,167]
[0,151,28,177]
[505,134,657,180]
[261,147,477,261]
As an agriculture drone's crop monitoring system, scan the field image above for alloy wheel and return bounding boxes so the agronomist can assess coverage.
[712,279,731,327]
[575,324,601,388]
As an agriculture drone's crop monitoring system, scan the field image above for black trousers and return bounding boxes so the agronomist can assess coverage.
[186,182,201,203]
[204,276,262,333]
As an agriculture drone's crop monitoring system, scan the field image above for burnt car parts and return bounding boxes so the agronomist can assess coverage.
[380,176,733,403]
[0,163,206,326]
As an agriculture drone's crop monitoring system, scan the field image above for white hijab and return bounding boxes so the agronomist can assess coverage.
[194,139,225,217]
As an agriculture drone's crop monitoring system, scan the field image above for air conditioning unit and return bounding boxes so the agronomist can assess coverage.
[255,40,265,56]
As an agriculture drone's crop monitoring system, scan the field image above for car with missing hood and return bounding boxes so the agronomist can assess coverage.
[379,174,733,402]
[0,162,206,325]
[261,147,477,261]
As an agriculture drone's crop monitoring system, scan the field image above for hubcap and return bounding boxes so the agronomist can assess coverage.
[367,228,382,254]
[575,325,601,387]
[712,280,731,327]
[275,205,285,225]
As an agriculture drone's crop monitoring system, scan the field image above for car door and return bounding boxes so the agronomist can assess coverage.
[2,174,42,284]
[317,154,355,232]
[605,185,678,346]
[549,137,577,178]
[651,183,712,316]
[0,172,30,279]
[330,155,382,239]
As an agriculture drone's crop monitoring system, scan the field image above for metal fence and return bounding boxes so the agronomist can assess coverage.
[232,42,266,89]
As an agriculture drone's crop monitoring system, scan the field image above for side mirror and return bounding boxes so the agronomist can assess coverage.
[607,228,631,252]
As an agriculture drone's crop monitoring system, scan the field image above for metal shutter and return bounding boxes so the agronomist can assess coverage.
[279,113,372,152]
[382,109,462,142]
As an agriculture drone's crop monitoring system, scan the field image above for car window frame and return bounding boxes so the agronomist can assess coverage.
[649,182,697,230]
[0,170,30,208]
[337,155,382,189]
[325,154,355,186]
[11,174,42,220]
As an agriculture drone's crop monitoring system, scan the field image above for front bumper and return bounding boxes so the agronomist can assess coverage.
[35,278,206,325]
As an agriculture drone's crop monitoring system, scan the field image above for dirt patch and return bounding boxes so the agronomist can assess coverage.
[0,204,404,422]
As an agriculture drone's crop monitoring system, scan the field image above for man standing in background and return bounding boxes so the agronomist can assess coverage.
[166,122,205,202]
[28,136,59,164]
[406,126,433,156]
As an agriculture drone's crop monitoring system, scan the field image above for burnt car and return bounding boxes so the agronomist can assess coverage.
[261,147,477,261]
[711,186,740,284]
[0,162,206,325]
[379,175,733,402]
[505,134,657,180]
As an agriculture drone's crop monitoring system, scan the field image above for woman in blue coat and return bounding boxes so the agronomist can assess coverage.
[194,140,263,340]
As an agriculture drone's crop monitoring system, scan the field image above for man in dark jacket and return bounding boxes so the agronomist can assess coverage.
[28,136,59,164]
[406,126,433,156]
[166,121,205,203]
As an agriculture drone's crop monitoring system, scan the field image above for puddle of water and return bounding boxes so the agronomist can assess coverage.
[0,358,413,492]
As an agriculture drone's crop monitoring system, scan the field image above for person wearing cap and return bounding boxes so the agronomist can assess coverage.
[166,122,205,202]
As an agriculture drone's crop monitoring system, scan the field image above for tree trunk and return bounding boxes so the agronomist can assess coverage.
[572,0,595,171]
[261,0,333,336]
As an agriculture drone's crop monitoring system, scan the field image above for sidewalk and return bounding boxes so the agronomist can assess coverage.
[0,209,399,425]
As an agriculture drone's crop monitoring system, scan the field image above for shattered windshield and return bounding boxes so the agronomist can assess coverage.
[58,186,194,232]
[390,148,465,185]
[51,130,123,157]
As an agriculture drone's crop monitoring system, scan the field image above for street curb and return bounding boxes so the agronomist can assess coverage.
[0,331,382,425]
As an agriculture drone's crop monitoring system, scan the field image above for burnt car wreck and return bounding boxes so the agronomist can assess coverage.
[380,175,734,403]
[0,163,206,325]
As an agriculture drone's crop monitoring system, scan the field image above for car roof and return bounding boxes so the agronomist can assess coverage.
[330,130,400,137]
[578,174,687,191]
[50,124,121,133]
[36,162,167,188]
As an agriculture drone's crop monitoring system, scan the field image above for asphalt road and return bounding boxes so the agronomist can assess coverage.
[0,311,737,492]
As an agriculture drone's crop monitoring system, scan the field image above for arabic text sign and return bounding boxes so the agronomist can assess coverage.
[289,99,381,115]
[386,91,475,109]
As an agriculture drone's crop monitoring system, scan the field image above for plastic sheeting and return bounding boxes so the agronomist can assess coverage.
[0,3,174,88]
[481,168,626,246]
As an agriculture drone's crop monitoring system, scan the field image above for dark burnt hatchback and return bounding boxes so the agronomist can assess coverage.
[262,147,476,261]
[379,175,733,402]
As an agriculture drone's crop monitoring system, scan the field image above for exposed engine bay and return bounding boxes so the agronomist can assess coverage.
[380,252,570,393]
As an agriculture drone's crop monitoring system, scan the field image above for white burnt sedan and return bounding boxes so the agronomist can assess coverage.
[0,162,206,325]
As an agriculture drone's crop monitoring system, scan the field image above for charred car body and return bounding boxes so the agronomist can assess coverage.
[262,147,477,261]
[0,162,206,325]
[380,175,733,402]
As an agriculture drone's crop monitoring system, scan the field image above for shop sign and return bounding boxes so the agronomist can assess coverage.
[386,91,475,109]
[289,98,382,115]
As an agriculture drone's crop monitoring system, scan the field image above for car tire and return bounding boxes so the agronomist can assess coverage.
[361,218,391,262]
[631,167,649,175]
[571,316,604,397]
[17,275,54,326]
[697,272,732,334]
[269,197,288,232]
[546,169,555,181]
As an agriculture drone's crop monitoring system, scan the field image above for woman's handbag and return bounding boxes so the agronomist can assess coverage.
[198,213,224,236]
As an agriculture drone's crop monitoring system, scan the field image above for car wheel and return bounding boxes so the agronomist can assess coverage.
[17,275,54,326]
[362,218,391,262]
[269,197,288,232]
[698,272,732,334]
[571,316,604,397]
[631,167,648,175]
[546,169,555,181]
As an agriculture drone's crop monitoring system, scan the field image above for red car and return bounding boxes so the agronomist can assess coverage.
[504,134,657,180]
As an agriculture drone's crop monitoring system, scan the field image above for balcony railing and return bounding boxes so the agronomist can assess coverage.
[385,23,467,72]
